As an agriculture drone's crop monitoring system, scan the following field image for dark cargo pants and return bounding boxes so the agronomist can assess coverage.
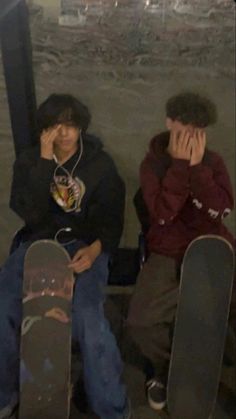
[127,252,236,382]
[127,253,179,381]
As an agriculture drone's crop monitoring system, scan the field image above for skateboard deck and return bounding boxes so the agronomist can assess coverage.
[167,235,234,419]
[19,240,74,419]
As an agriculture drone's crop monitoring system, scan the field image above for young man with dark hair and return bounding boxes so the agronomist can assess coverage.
[127,92,235,411]
[0,94,131,419]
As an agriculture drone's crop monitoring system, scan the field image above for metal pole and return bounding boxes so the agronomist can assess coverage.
[0,0,37,156]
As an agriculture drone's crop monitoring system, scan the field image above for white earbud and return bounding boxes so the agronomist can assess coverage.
[54,227,72,242]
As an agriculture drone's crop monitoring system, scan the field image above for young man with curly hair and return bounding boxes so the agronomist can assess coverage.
[127,92,235,411]
[0,94,131,419]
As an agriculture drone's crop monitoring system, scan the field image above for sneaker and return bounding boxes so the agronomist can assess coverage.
[0,395,18,419]
[0,406,16,419]
[146,378,166,410]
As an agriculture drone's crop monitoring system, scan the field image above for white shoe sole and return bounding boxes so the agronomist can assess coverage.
[147,394,166,411]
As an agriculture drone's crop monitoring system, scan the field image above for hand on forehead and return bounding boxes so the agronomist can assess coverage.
[171,120,205,137]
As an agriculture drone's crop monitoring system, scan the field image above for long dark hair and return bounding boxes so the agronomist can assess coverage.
[36,93,91,135]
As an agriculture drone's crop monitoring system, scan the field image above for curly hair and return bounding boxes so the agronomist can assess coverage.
[36,93,91,134]
[166,92,217,127]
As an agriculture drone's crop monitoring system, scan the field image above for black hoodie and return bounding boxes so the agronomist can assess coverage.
[10,134,125,253]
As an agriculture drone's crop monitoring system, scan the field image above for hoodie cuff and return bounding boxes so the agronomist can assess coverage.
[189,163,213,185]
[171,158,189,170]
[189,163,203,174]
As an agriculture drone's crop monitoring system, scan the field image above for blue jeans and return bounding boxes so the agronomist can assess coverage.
[0,241,127,419]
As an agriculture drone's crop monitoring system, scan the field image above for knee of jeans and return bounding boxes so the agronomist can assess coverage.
[73,280,104,308]
[8,241,29,265]
[0,297,22,334]
[0,243,27,291]
[73,302,103,330]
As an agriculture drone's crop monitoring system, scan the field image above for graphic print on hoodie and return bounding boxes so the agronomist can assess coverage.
[51,175,86,213]
[10,133,126,252]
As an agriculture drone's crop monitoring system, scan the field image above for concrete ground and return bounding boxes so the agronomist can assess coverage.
[69,294,236,419]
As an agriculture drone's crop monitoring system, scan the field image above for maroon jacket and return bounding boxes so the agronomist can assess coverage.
[140,132,234,260]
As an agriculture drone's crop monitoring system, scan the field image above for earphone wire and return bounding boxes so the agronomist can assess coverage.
[54,227,77,246]
[53,131,84,186]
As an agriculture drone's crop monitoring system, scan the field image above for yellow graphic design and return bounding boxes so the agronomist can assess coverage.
[51,176,85,213]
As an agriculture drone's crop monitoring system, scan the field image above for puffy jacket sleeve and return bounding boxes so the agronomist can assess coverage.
[10,152,55,227]
[189,154,234,222]
[140,155,190,226]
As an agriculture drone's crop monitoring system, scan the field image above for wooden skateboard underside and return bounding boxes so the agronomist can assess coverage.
[19,240,74,419]
[167,235,234,419]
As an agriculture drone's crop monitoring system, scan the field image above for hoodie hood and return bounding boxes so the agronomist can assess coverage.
[149,131,170,158]
[79,133,103,165]
[146,132,172,180]
[59,133,104,172]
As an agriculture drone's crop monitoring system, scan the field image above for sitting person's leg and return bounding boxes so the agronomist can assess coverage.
[127,253,179,410]
[69,242,129,419]
[0,242,30,417]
